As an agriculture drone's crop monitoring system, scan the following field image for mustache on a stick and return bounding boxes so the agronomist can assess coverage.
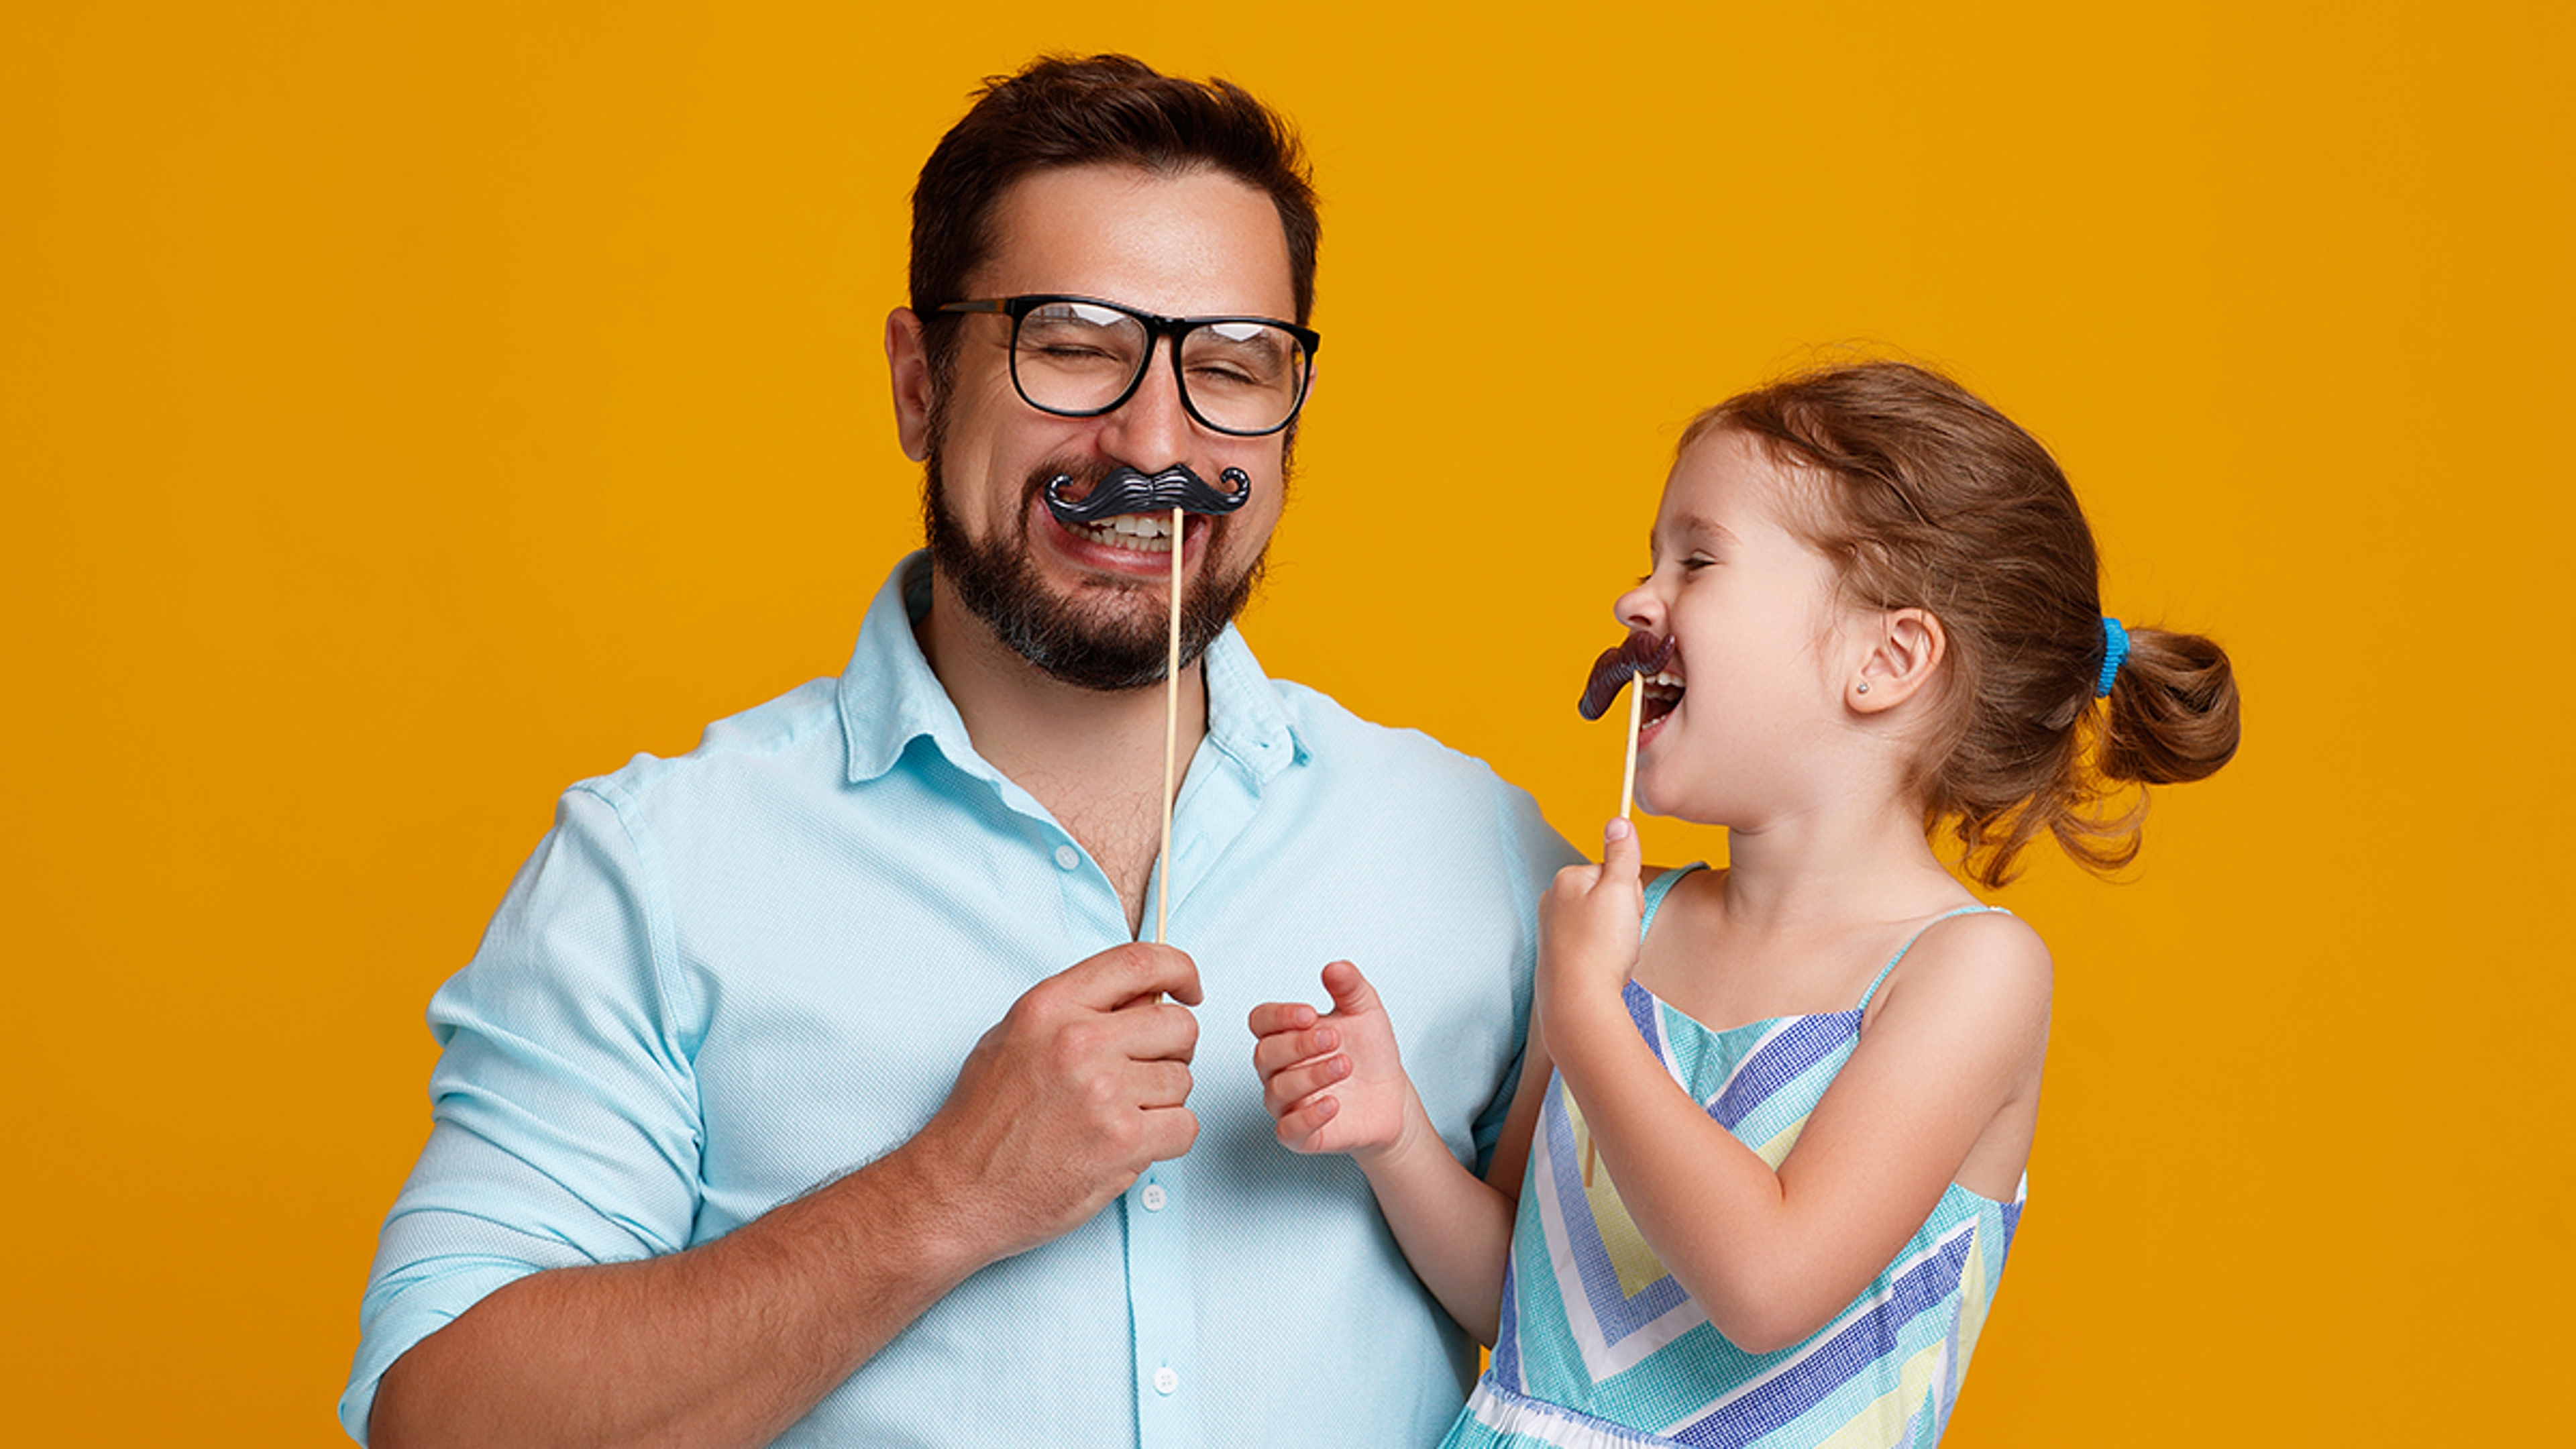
[1578,630,1675,720]
[1038,461,1254,952]
[1044,465,1252,525]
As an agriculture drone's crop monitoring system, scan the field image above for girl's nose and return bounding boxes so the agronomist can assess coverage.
[1614,582,1663,633]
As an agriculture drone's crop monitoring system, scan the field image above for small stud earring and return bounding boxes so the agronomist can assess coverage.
[1856,681,1872,694]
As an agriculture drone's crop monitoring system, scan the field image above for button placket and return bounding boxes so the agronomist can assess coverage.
[1126,1171,1194,1445]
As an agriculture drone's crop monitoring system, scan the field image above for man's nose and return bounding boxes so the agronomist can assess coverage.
[1095,341,1195,474]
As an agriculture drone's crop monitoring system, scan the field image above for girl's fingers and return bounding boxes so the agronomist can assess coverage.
[1245,1000,1317,1037]
[1273,1091,1342,1150]
[1263,1054,1353,1116]
[1251,1024,1340,1078]
[1601,816,1640,881]
[1319,959,1383,1018]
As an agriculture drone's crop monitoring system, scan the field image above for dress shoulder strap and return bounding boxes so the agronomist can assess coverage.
[1856,905,2013,1010]
[1639,863,1708,941]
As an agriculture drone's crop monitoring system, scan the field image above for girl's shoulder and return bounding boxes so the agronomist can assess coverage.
[1862,905,2053,1026]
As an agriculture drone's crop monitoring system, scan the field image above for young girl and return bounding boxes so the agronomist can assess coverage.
[1250,361,2239,1448]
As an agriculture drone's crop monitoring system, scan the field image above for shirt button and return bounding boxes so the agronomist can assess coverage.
[1053,844,1081,871]
[1140,1183,1167,1212]
[1153,1366,1179,1396]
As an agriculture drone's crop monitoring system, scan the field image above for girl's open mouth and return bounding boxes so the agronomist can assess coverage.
[1639,670,1683,729]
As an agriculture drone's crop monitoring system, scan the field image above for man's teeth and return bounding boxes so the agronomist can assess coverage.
[1075,514,1177,553]
[1644,671,1684,690]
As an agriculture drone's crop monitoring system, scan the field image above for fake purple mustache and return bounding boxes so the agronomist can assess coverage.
[1577,630,1676,720]
[1044,465,1252,525]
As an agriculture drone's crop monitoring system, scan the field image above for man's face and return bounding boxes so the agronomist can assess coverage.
[906,164,1299,691]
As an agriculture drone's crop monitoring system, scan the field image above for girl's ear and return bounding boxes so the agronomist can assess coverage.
[1849,607,1945,714]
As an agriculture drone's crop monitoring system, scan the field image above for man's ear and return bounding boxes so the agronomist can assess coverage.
[1849,606,1946,714]
[885,307,934,462]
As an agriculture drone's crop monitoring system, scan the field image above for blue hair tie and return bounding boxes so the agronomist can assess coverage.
[2096,617,2129,698]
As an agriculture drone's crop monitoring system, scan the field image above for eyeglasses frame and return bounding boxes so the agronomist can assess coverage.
[935,294,1322,439]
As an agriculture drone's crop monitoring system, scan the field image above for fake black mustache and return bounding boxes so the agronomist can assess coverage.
[1578,630,1676,720]
[1044,465,1252,525]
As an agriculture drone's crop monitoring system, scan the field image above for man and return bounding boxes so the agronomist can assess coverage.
[344,55,1571,1448]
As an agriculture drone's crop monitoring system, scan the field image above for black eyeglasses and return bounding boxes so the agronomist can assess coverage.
[937,294,1321,438]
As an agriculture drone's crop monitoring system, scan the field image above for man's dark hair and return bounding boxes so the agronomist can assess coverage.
[908,54,1320,388]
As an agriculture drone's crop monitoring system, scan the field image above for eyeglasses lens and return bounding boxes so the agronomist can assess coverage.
[1012,301,1307,435]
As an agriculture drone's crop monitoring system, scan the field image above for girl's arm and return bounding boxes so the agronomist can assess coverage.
[1250,961,1552,1345]
[1542,822,2052,1355]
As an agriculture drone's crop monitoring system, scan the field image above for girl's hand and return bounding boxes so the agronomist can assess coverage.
[1538,818,1647,1030]
[1248,961,1425,1163]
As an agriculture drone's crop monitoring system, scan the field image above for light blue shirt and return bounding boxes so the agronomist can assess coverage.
[343,554,1575,1447]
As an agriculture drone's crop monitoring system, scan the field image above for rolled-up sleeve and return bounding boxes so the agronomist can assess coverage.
[340,782,704,1443]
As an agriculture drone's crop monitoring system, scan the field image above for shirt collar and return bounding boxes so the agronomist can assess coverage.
[840,551,1306,789]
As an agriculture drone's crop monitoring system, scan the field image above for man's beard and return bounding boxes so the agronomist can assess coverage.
[922,451,1269,692]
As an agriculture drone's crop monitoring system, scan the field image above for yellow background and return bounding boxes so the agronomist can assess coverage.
[5,3,2569,1443]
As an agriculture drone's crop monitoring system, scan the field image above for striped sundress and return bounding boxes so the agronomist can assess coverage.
[1442,867,2024,1449]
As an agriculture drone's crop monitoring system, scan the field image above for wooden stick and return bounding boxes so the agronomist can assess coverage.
[1588,676,1650,1190]
[1156,504,1183,946]
[1619,670,1645,821]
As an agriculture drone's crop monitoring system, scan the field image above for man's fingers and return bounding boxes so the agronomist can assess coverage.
[1130,1059,1195,1110]
[929,950,1211,1255]
[1139,1103,1199,1163]
[1106,998,1201,1065]
[1058,941,1204,1010]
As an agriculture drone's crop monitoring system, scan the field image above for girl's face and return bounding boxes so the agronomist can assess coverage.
[1613,429,1867,825]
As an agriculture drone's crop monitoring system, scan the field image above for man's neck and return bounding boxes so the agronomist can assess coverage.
[915,575,1208,935]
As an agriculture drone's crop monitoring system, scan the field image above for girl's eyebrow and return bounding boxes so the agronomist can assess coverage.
[1658,511,1739,549]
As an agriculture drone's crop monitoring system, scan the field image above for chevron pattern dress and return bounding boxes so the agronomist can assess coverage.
[1441,869,2024,1449]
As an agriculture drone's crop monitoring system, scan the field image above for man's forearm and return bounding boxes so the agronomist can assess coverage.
[371,941,1205,1448]
[368,1141,987,1449]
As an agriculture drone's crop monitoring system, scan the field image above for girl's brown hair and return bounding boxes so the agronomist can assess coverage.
[1686,360,2241,886]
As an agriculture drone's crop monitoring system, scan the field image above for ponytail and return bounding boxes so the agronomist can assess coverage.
[2098,625,2241,787]
[1968,622,2240,889]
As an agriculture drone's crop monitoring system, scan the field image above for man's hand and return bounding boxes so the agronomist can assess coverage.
[372,947,1205,1449]
[1249,960,1422,1163]
[910,941,1204,1259]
